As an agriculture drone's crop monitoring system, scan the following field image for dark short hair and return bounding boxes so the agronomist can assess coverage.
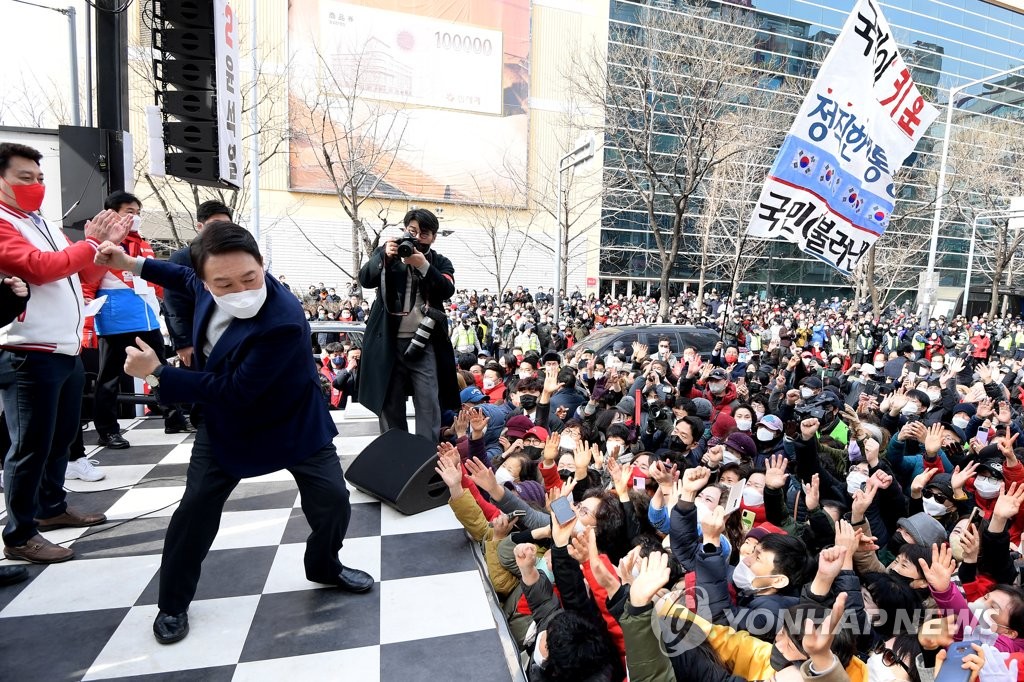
[190,221,263,279]
[403,208,439,234]
[515,377,544,393]
[104,191,142,212]
[197,200,233,224]
[0,143,42,176]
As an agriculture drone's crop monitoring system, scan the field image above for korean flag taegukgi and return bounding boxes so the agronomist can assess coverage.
[745,0,939,274]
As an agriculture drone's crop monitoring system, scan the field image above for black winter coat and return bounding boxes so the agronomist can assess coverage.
[357,246,459,415]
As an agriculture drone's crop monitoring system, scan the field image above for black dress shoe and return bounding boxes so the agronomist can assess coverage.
[326,566,374,593]
[153,611,189,644]
[0,565,28,586]
[97,433,130,449]
[164,424,195,435]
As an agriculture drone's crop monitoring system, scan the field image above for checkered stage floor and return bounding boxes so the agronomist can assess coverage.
[0,404,521,681]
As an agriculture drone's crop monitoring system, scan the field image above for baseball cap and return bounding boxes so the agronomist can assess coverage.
[504,415,534,440]
[758,414,784,432]
[708,368,729,382]
[459,387,487,404]
[859,363,876,375]
[524,426,549,442]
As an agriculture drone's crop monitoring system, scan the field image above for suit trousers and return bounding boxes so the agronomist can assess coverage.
[157,427,352,614]
[379,338,441,442]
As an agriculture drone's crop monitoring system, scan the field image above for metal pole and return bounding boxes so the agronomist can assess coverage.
[84,0,92,127]
[250,0,260,243]
[553,166,563,325]
[67,6,80,126]
[961,209,1024,317]
[925,63,1024,310]
[963,214,979,317]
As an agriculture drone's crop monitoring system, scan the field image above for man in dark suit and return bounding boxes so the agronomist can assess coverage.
[358,209,460,442]
[161,200,233,369]
[95,222,371,645]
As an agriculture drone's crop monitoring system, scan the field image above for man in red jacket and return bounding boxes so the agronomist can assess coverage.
[0,142,129,564]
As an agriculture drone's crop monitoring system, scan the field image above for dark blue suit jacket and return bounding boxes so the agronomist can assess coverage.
[140,258,337,477]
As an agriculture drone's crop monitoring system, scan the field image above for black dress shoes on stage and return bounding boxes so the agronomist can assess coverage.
[153,611,189,644]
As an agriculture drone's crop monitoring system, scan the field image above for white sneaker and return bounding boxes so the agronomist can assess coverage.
[66,458,106,482]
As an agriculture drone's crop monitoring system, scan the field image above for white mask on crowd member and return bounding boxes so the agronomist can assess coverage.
[952,415,970,430]
[756,428,775,442]
[735,418,752,432]
[741,487,763,507]
[494,467,515,486]
[211,282,267,319]
[800,387,814,399]
[974,476,1001,499]
[847,470,869,495]
[130,215,142,232]
[900,402,919,416]
[927,389,941,403]
[922,495,947,517]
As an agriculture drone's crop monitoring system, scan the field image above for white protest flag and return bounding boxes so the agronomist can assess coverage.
[745,0,939,274]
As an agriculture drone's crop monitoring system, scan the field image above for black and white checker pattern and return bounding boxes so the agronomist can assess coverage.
[0,406,519,681]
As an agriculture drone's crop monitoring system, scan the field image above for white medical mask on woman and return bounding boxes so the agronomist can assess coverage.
[756,428,775,442]
[922,495,947,517]
[735,418,752,432]
[952,415,970,430]
[974,476,1001,499]
[741,487,763,507]
[866,652,910,682]
[211,282,267,319]
[847,470,869,495]
[495,467,515,485]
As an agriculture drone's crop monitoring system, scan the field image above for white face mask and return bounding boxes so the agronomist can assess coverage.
[931,362,944,371]
[482,378,497,390]
[721,450,741,466]
[800,387,814,399]
[922,495,947,517]
[927,390,941,403]
[974,476,1001,499]
[732,558,756,591]
[900,402,919,416]
[847,471,869,495]
[735,418,752,432]
[756,428,775,442]
[573,520,587,536]
[130,215,142,232]
[874,361,885,369]
[918,368,929,377]
[495,467,515,485]
[211,281,267,319]
[741,487,763,507]
[952,415,970,430]
[866,652,910,682]
[593,371,604,380]
[559,435,577,451]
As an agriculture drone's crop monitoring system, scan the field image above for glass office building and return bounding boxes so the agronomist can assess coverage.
[599,0,1024,303]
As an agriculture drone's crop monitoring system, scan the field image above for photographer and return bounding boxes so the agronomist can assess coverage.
[357,209,459,442]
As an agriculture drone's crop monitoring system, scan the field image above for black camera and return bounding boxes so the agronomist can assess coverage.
[793,401,826,421]
[396,232,420,258]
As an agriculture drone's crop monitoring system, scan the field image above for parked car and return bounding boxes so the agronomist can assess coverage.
[309,321,365,357]
[571,324,721,361]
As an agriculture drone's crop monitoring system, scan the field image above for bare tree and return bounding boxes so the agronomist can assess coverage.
[456,159,538,296]
[572,1,789,317]
[945,117,1024,315]
[289,39,408,276]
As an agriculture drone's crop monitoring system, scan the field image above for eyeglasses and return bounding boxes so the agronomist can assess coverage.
[922,489,948,504]
[573,503,595,519]
[874,645,911,674]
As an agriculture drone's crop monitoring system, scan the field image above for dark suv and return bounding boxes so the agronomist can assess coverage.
[572,325,720,361]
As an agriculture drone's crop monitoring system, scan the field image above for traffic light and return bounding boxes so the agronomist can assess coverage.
[152,0,241,188]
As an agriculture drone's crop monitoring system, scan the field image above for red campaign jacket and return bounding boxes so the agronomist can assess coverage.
[319,357,343,409]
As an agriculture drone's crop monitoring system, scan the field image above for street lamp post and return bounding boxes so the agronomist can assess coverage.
[962,208,1024,316]
[924,62,1024,316]
[552,133,596,324]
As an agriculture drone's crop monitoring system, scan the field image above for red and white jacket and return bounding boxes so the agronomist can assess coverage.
[0,201,105,355]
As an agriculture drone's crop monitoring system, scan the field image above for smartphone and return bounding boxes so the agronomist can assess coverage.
[550,496,576,526]
[977,429,990,446]
[934,641,975,682]
[740,509,756,532]
[508,509,527,520]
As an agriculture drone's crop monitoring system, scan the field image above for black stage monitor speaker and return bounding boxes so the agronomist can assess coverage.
[345,429,450,516]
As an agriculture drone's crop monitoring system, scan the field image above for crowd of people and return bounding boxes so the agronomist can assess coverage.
[348,287,1024,681]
